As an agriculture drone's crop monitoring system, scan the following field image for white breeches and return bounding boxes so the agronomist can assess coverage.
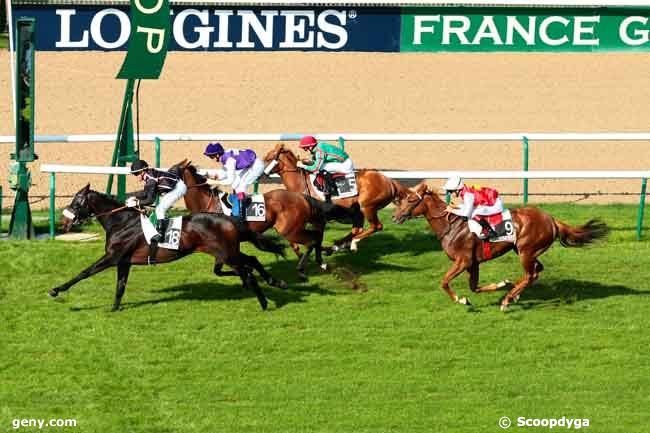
[232,158,265,194]
[471,198,504,218]
[155,180,187,220]
[321,158,354,175]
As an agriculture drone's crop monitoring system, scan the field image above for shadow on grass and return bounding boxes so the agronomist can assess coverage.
[501,279,649,310]
[324,230,439,274]
[122,280,332,310]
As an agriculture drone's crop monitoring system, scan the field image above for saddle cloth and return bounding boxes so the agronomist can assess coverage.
[475,209,516,243]
[309,172,358,200]
[219,193,266,222]
[140,215,183,250]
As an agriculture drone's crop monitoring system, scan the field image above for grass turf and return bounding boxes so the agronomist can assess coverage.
[1,204,649,432]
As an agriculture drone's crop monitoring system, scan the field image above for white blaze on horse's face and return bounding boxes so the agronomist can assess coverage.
[264,159,278,175]
[61,208,77,233]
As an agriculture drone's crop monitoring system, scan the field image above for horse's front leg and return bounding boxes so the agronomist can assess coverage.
[48,254,115,297]
[467,261,512,294]
[112,262,132,312]
[441,258,471,305]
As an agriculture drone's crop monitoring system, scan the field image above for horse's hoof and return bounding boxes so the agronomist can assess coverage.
[496,280,511,289]
[276,279,288,290]
[48,289,59,298]
[513,295,520,303]
[458,296,471,306]
[320,263,328,272]
[350,240,359,252]
[500,303,509,312]
[260,300,268,311]
[297,273,308,282]
[111,305,120,312]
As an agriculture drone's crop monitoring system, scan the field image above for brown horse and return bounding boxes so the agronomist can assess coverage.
[263,143,408,252]
[49,185,287,311]
[171,160,359,280]
[392,182,609,311]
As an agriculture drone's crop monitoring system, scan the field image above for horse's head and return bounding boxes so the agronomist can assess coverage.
[262,143,299,174]
[61,183,93,232]
[392,182,432,224]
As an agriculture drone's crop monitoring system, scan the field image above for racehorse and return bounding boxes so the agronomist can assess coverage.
[48,184,288,311]
[392,182,609,311]
[171,160,362,280]
[263,143,408,252]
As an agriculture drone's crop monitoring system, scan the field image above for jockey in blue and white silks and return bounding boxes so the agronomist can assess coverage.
[203,142,265,219]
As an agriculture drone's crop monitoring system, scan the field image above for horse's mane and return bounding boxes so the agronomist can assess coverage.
[186,164,208,183]
[169,162,208,184]
[89,190,126,207]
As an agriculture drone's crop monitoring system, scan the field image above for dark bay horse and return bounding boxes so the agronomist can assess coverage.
[49,184,287,311]
[171,160,361,280]
[263,143,408,252]
[392,182,609,311]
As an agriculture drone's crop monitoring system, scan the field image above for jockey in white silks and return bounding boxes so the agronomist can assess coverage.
[202,142,265,220]
[442,176,504,239]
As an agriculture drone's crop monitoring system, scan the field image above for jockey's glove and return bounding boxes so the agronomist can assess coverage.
[126,197,139,208]
[296,162,306,169]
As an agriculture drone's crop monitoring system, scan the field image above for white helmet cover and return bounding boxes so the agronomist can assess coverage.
[442,176,464,191]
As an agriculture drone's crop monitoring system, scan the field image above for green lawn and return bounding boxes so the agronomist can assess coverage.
[0,33,8,49]
[1,204,649,433]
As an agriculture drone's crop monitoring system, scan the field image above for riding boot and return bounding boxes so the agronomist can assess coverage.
[322,171,334,203]
[238,197,248,223]
[478,219,498,239]
[148,234,161,265]
[157,218,169,238]
[236,193,248,223]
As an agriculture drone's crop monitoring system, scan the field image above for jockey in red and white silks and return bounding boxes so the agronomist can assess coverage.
[442,176,504,219]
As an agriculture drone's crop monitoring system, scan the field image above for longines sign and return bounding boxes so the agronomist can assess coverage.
[12,5,650,52]
[14,6,400,51]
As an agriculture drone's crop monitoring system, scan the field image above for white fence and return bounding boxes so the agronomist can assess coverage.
[6,132,650,143]
[40,163,649,240]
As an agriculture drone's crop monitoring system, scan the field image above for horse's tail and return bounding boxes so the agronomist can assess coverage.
[239,223,287,258]
[554,218,609,247]
[304,195,364,227]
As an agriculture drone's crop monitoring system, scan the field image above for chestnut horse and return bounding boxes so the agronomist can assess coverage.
[392,182,609,311]
[263,143,408,251]
[171,160,361,280]
[49,185,287,311]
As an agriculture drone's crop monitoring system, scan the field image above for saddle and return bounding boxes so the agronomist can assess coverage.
[312,171,344,196]
[471,210,515,243]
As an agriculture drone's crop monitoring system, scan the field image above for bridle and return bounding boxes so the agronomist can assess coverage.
[399,189,463,240]
[63,195,133,227]
[179,165,218,213]
[265,149,312,195]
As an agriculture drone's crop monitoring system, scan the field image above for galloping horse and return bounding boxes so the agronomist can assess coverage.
[49,184,287,311]
[263,143,408,251]
[392,182,609,311]
[171,160,361,280]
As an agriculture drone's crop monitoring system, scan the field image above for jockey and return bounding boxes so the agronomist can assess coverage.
[203,142,265,221]
[296,135,354,202]
[442,176,504,239]
[128,159,187,264]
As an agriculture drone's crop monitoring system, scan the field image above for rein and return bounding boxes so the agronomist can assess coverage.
[94,205,134,218]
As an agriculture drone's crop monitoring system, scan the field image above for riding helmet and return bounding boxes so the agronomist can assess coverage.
[204,142,224,156]
[298,135,318,149]
[130,159,149,174]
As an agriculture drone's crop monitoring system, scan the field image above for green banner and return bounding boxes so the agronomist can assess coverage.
[117,0,170,79]
[401,7,650,52]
